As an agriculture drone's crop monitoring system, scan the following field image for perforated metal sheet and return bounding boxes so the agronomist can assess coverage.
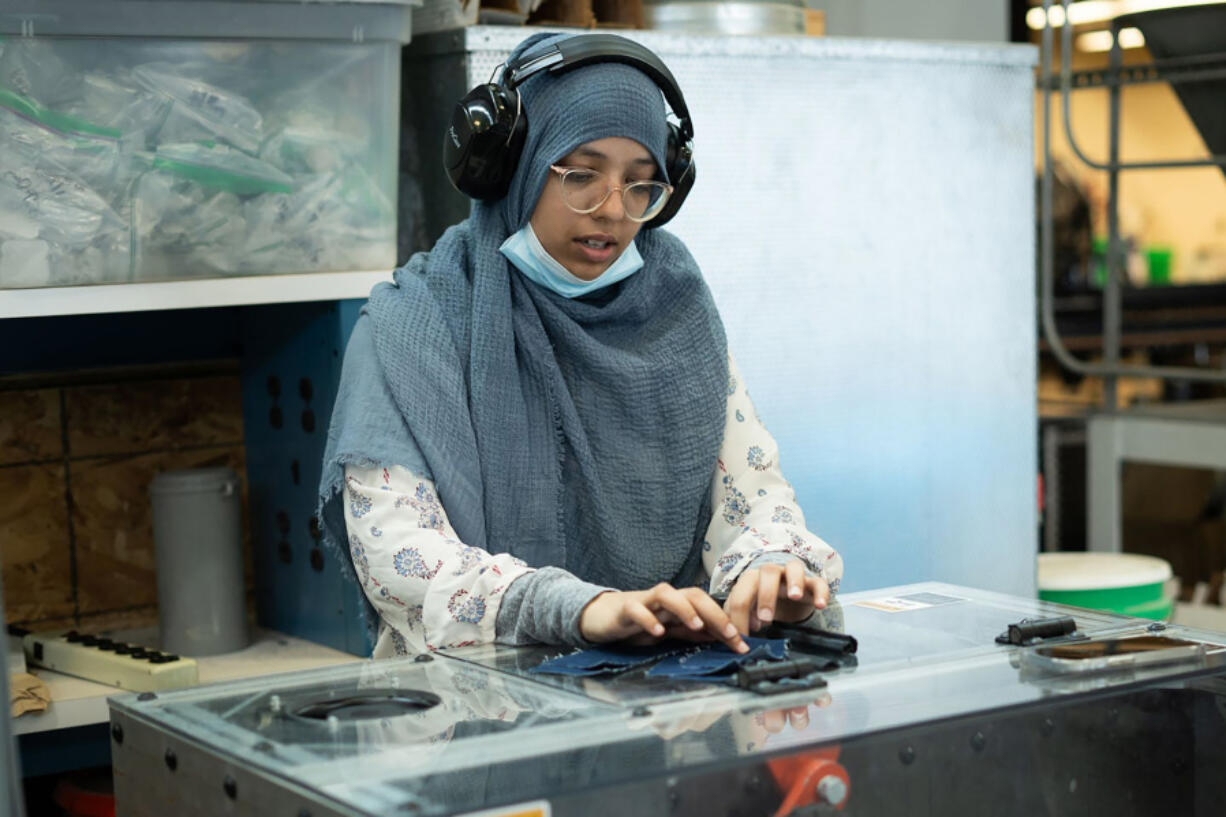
[406,29,1039,596]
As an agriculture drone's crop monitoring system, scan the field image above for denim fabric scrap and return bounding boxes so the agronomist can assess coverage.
[645,637,789,680]
[531,643,694,677]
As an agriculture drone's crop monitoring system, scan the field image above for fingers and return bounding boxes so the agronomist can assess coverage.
[808,576,830,609]
[622,598,666,638]
[761,708,786,734]
[787,705,810,731]
[687,589,748,654]
[784,560,806,601]
[648,584,706,635]
[755,565,782,625]
[724,569,758,636]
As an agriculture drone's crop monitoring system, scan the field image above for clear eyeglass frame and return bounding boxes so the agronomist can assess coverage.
[548,165,674,223]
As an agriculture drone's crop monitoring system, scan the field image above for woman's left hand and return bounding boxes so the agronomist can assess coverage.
[724,559,829,635]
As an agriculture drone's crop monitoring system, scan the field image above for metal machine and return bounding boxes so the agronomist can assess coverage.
[108,583,1226,816]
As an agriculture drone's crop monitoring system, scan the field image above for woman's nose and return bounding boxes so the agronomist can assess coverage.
[595,187,626,221]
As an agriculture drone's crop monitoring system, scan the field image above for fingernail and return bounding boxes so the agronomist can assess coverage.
[789,586,802,599]
[653,624,665,635]
[724,623,738,638]
[736,641,749,654]
[758,608,773,623]
[690,617,703,630]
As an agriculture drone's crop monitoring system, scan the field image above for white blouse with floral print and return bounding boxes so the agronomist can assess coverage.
[343,353,843,657]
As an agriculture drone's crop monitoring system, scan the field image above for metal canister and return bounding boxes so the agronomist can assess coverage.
[150,467,248,656]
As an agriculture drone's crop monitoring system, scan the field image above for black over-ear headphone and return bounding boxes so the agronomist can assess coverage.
[443,34,695,229]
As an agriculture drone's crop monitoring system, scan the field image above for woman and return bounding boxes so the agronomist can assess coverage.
[319,32,842,658]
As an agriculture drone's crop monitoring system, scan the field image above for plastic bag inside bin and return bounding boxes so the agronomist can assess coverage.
[133,62,264,153]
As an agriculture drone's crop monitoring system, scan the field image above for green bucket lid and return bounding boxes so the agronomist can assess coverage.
[1038,553,1173,618]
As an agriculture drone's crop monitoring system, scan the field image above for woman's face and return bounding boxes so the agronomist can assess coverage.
[529,136,657,282]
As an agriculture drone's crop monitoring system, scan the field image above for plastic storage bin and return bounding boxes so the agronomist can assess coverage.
[0,1,414,289]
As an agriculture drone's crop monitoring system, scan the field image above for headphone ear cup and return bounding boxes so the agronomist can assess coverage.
[645,122,694,229]
[444,85,524,201]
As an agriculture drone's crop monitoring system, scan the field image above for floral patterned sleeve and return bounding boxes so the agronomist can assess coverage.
[704,353,844,598]
[342,463,536,657]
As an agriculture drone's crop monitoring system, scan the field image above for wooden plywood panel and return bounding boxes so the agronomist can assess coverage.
[0,463,74,624]
[66,376,243,458]
[0,389,62,466]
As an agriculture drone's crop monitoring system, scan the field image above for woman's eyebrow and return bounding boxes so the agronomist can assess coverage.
[569,148,654,167]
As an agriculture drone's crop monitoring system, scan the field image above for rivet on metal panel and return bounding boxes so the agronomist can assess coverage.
[277,511,291,535]
[1041,717,1055,737]
[308,516,322,541]
[299,378,314,401]
[899,745,915,765]
[270,406,284,429]
[110,723,123,744]
[164,749,177,771]
[137,692,156,702]
[253,741,275,753]
[302,409,316,433]
[278,541,293,565]
[414,654,433,663]
[310,549,325,572]
[970,731,986,752]
[223,775,237,799]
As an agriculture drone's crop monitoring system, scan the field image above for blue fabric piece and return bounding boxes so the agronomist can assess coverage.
[647,638,789,680]
[317,32,727,643]
[531,638,789,679]
[531,643,692,677]
[500,222,645,299]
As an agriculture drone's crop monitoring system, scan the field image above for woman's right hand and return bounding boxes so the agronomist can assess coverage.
[578,583,750,653]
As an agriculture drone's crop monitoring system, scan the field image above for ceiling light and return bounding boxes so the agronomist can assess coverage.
[1027,0,1225,30]
[1076,26,1147,50]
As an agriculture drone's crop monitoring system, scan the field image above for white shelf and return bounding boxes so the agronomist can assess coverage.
[11,628,361,735]
[0,270,392,319]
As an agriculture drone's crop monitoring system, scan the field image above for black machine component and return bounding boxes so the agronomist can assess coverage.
[767,621,859,658]
[996,616,1083,646]
[735,657,828,695]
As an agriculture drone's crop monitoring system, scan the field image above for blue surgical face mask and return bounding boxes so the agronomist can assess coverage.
[500,223,644,299]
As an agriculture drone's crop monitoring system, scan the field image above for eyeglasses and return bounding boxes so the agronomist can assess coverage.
[549,165,674,223]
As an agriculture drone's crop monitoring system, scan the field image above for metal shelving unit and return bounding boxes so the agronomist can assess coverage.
[1037,0,1226,552]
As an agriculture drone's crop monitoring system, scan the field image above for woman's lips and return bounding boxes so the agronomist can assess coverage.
[573,237,617,265]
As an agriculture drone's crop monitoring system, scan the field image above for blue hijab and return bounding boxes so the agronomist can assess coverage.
[319,34,728,626]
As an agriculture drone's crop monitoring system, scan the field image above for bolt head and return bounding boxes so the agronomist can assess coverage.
[816,775,848,805]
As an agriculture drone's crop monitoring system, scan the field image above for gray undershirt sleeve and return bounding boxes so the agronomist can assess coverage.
[747,552,822,578]
[494,567,612,648]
